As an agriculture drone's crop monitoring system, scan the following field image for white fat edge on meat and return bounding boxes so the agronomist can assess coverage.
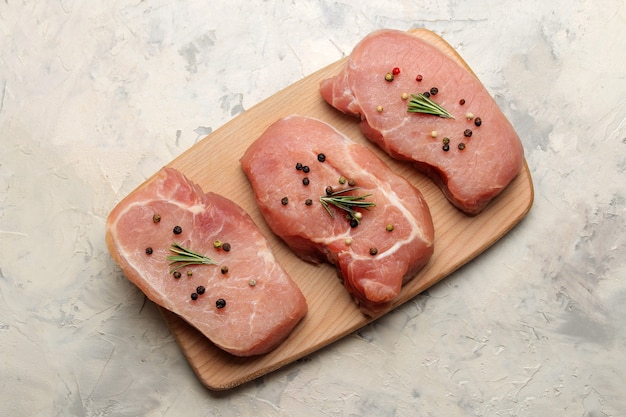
[109,182,296,345]
[186,202,210,215]
[110,198,228,305]
[114,196,282,340]
[378,114,412,137]
[350,184,427,263]
[340,128,431,261]
[324,84,358,113]
[308,184,426,264]
[376,184,429,258]
[121,198,228,239]
[304,125,429,263]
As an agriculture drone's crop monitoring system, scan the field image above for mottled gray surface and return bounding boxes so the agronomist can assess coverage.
[1,1,625,416]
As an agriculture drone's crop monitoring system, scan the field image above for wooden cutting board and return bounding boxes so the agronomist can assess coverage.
[138,29,534,390]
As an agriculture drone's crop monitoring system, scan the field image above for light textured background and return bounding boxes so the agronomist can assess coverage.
[1,1,625,416]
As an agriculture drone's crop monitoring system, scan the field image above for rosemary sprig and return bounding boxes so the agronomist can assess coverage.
[320,187,376,225]
[167,242,217,274]
[407,93,455,119]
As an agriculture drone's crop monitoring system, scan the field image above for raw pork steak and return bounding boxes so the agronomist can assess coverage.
[241,115,434,316]
[321,29,524,214]
[106,167,307,356]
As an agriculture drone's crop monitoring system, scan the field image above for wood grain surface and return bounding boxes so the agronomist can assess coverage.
[133,29,534,390]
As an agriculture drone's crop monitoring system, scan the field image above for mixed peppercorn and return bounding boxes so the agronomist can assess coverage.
[382,66,484,153]
[279,148,403,258]
[143,214,244,310]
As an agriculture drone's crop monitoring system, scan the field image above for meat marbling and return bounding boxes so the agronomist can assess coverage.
[241,115,434,316]
[320,29,524,214]
[106,167,307,356]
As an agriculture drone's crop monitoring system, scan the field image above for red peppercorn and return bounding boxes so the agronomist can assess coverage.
[392,67,400,75]
[416,74,423,82]
[459,99,466,105]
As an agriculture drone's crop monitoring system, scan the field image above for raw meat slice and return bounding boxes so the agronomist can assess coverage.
[320,29,524,214]
[106,167,307,356]
[240,115,434,316]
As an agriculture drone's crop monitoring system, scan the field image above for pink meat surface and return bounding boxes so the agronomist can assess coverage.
[240,115,434,316]
[106,167,307,356]
[321,29,524,214]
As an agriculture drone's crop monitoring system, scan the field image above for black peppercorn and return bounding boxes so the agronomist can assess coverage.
[305,199,313,206]
[173,271,181,279]
[423,91,430,98]
[173,225,182,234]
[317,153,326,162]
[216,298,226,309]
[350,218,359,228]
[302,165,310,173]
[281,197,289,205]
[325,186,334,195]
[196,286,205,295]
[295,162,303,170]
[464,129,473,137]
[474,117,482,127]
[429,87,438,95]
[221,266,229,274]
[369,247,378,256]
[221,242,231,252]
[442,144,450,152]
[145,247,153,255]
[303,178,310,186]
[191,292,198,300]
[458,143,466,150]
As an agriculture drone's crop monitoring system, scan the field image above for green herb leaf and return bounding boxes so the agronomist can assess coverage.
[167,242,217,274]
[320,187,376,225]
[407,93,455,119]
